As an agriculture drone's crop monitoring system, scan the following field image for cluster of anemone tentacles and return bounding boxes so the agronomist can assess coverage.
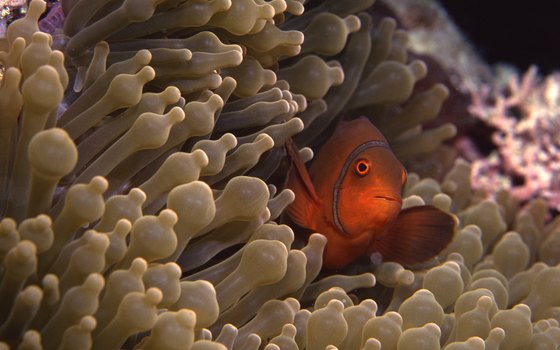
[1,0,560,349]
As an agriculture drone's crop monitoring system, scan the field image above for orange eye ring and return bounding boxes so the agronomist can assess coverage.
[354,159,371,177]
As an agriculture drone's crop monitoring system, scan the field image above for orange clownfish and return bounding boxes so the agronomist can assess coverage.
[285,117,456,269]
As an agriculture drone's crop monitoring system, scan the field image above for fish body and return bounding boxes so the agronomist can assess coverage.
[286,117,455,269]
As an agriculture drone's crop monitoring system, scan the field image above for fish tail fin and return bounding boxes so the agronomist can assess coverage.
[369,205,457,266]
[284,138,321,228]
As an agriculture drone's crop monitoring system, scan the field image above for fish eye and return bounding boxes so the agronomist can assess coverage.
[401,168,408,185]
[354,159,371,177]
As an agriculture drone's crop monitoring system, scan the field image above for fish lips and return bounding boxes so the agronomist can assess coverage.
[373,195,402,204]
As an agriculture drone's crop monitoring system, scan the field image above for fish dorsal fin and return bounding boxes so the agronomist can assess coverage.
[369,205,456,266]
[284,138,322,228]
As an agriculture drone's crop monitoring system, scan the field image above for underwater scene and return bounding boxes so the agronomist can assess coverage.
[1,0,560,349]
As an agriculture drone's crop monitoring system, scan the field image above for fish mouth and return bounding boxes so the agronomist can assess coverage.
[374,195,402,203]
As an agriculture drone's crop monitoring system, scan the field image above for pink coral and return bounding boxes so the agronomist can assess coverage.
[469,66,560,211]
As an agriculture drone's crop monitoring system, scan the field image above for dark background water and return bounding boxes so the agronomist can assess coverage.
[438,0,560,75]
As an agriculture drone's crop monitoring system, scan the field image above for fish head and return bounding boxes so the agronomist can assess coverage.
[333,144,406,237]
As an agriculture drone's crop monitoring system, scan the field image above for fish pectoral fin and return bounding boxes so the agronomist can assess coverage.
[369,205,456,266]
[284,138,322,228]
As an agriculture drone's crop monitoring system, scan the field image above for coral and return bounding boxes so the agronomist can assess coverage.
[468,66,560,212]
[1,0,560,349]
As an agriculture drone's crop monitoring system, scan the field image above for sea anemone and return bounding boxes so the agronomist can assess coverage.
[1,0,560,349]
